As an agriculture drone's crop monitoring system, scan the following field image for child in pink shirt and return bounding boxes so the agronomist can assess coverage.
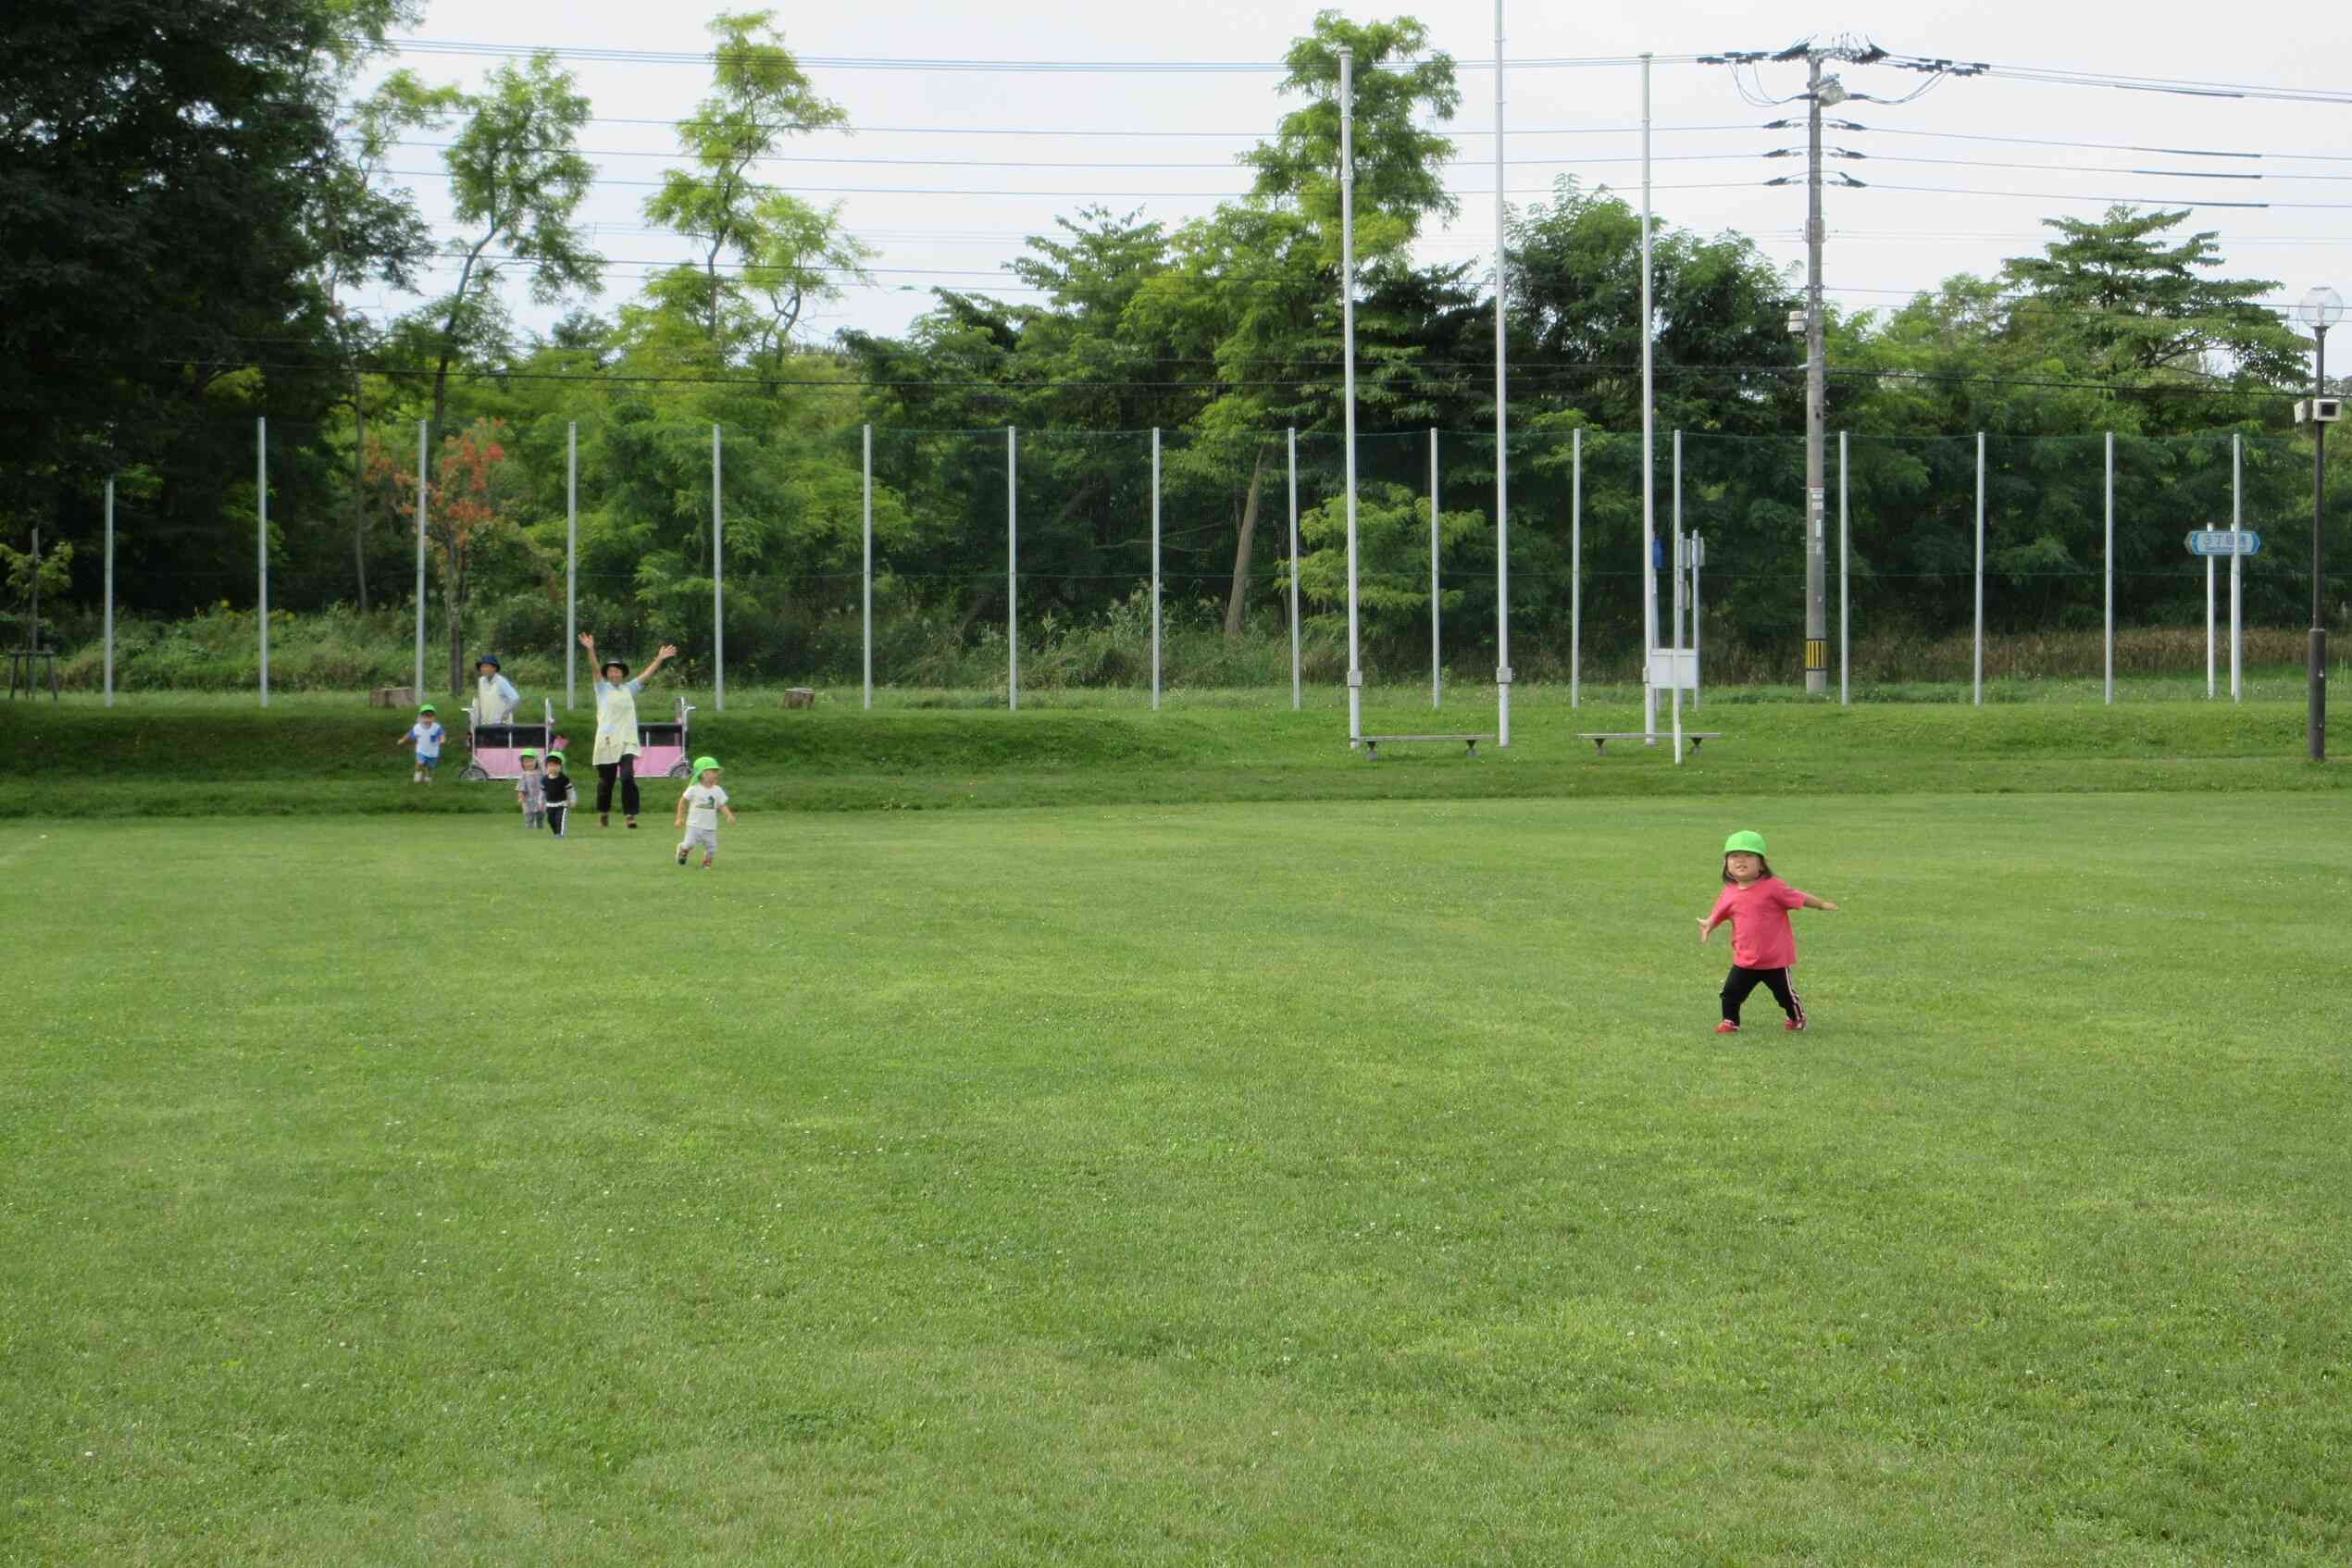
[1699,829,1837,1034]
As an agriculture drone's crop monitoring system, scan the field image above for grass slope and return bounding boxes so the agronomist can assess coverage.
[1,687,2342,819]
[4,797,2347,1563]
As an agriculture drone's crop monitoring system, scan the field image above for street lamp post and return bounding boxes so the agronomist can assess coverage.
[2300,285,2343,763]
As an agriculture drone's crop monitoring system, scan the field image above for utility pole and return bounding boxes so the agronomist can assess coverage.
[2299,284,2343,762]
[1802,51,1829,696]
[1705,38,1982,695]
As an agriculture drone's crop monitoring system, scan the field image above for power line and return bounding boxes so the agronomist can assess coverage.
[384,38,1698,72]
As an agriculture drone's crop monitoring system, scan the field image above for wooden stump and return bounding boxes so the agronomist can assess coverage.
[783,688,816,710]
[370,685,416,708]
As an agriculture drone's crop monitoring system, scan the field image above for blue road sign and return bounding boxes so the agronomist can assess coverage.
[2185,529,2261,557]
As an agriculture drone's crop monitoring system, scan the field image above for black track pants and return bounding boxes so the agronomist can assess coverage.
[1721,964,1804,1027]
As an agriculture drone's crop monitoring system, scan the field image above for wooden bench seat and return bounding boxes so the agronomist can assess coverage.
[1358,733,1491,760]
[1577,731,1722,753]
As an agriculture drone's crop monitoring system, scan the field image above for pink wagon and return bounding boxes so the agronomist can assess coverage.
[459,698,561,783]
[635,696,698,780]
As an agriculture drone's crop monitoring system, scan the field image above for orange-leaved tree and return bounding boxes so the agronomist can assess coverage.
[363,417,535,694]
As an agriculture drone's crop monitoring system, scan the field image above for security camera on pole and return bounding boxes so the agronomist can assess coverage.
[2296,284,2343,763]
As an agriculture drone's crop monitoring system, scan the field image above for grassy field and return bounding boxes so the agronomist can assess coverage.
[4,793,2348,1564]
[1,683,2343,820]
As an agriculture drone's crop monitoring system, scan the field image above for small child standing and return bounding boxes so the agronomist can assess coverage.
[1698,830,1837,1034]
[516,749,546,828]
[673,755,737,869]
[541,751,575,839]
[396,704,444,784]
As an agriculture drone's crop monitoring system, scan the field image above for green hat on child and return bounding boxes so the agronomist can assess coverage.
[1724,830,1768,855]
[693,755,719,775]
[545,750,565,765]
[519,748,539,761]
[417,703,436,716]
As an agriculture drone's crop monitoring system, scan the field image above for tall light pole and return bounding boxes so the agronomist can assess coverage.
[1707,38,1980,694]
[2300,284,2343,763]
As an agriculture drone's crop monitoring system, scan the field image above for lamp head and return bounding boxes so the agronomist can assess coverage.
[2299,285,2344,330]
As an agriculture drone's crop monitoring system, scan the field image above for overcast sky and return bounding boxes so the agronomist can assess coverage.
[360,0,2352,351]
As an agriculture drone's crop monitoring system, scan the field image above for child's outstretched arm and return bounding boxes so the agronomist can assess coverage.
[675,790,689,828]
[1800,892,1838,912]
[720,802,738,825]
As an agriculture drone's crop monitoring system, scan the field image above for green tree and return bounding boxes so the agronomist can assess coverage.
[417,52,602,441]
[0,0,421,598]
[641,10,865,358]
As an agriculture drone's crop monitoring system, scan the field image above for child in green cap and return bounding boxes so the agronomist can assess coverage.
[516,749,546,828]
[395,704,443,785]
[673,756,736,869]
[540,752,575,839]
[1698,830,1837,1034]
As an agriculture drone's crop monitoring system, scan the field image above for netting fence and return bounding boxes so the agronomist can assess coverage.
[17,415,2347,707]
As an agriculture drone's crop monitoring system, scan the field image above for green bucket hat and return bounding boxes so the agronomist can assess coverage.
[518,748,539,762]
[544,750,566,765]
[417,703,436,716]
[1723,830,1768,856]
[692,755,720,776]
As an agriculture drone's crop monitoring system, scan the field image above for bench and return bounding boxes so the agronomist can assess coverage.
[1358,733,1491,760]
[369,685,416,709]
[1578,731,1722,753]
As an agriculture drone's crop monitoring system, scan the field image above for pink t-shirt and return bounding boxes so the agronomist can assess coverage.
[1707,876,1809,969]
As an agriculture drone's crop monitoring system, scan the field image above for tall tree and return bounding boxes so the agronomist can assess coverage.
[641,10,860,353]
[0,0,416,564]
[419,52,601,441]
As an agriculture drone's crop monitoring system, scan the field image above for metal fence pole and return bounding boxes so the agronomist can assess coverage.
[1151,426,1162,712]
[1429,426,1440,709]
[2206,543,2217,700]
[712,423,724,713]
[2104,430,2114,706]
[2231,432,2243,702]
[1838,430,1849,706]
[566,421,577,711]
[1665,425,1684,715]
[1670,521,1684,764]
[414,419,427,699]
[1691,532,1702,712]
[103,476,116,707]
[1570,427,1582,710]
[1973,431,1985,708]
[1006,425,1018,713]
[1288,428,1300,712]
[863,423,874,712]
[1338,46,1363,745]
[256,417,269,707]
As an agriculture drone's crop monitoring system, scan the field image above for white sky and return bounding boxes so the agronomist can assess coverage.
[361,0,2352,348]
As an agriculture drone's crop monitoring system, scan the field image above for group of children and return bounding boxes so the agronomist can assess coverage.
[402,703,1834,1019]
[396,703,737,866]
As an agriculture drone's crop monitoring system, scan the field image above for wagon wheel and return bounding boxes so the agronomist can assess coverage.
[458,764,491,782]
[666,762,691,779]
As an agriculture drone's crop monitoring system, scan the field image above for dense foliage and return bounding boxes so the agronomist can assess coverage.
[2,4,2343,690]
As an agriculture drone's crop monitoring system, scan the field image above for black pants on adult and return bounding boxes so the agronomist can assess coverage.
[594,754,639,819]
[1721,964,1804,1027]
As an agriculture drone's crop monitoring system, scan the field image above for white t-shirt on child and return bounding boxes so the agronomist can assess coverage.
[682,784,728,829]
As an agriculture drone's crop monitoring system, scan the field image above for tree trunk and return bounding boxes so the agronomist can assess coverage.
[429,226,497,442]
[352,397,368,612]
[1225,447,1265,641]
[446,567,465,696]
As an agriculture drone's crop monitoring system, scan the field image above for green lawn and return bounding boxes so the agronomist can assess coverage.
[5,795,2346,1564]
[2,686,2344,820]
